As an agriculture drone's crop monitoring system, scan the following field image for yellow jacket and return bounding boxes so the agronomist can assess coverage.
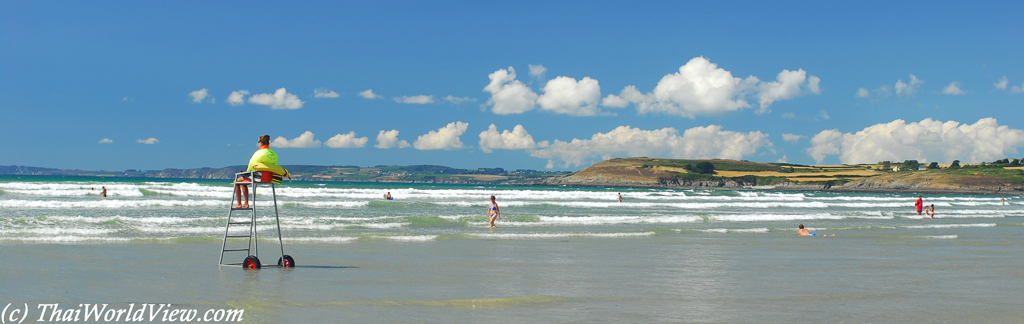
[247,147,289,178]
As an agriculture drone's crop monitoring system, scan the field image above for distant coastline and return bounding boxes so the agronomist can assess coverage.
[5,157,1024,195]
[538,158,1024,196]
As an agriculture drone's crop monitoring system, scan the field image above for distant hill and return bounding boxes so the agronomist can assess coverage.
[541,157,1024,195]
[0,164,568,185]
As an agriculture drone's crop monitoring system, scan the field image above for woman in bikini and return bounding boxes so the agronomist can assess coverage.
[487,195,500,228]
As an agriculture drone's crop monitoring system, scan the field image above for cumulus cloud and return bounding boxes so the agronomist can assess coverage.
[478,124,538,153]
[443,95,476,104]
[314,88,340,98]
[806,118,1024,164]
[536,76,603,116]
[602,57,820,117]
[136,138,159,145]
[483,67,538,115]
[895,74,923,97]
[413,121,469,150]
[757,69,816,113]
[270,131,321,148]
[359,89,381,99]
[856,84,893,100]
[942,82,966,95]
[1012,83,1024,94]
[782,134,803,143]
[530,125,771,168]
[324,132,368,148]
[189,88,209,103]
[393,95,435,104]
[227,90,249,106]
[99,138,113,144]
[249,88,304,109]
[856,88,871,98]
[528,64,547,79]
[994,76,1008,90]
[375,130,410,149]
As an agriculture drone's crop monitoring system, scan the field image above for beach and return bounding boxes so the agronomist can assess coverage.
[2,176,1023,323]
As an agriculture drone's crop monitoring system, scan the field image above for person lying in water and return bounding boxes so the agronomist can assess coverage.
[798,224,835,236]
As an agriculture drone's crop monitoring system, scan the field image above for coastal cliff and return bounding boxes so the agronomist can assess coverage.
[541,157,1024,195]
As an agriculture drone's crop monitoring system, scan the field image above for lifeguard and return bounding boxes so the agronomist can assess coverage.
[234,135,290,208]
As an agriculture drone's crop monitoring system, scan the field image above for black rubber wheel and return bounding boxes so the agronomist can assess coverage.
[243,255,261,270]
[278,255,295,268]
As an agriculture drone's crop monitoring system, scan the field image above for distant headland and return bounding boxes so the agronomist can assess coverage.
[4,157,1024,195]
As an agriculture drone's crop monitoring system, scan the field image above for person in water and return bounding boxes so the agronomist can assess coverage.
[928,204,935,219]
[234,135,289,208]
[384,192,393,200]
[101,186,107,198]
[798,224,834,236]
[797,224,811,236]
[618,193,622,202]
[915,196,924,215]
[487,195,501,228]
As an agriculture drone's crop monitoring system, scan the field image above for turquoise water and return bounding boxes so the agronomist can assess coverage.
[1,176,1023,322]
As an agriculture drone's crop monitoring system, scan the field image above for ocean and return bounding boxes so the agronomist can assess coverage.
[1,175,1022,323]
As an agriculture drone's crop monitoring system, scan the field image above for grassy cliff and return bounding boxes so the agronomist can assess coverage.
[542,157,1024,194]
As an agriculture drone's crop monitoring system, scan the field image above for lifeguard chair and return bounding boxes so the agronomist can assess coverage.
[218,170,295,269]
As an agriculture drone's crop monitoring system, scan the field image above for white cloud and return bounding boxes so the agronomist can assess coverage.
[602,57,819,117]
[777,155,789,163]
[270,131,321,148]
[782,134,803,143]
[942,82,965,95]
[393,95,435,104]
[806,118,1024,164]
[483,67,538,115]
[443,95,477,104]
[249,88,304,109]
[994,76,1008,90]
[478,124,537,153]
[757,69,814,113]
[536,76,603,116]
[856,88,870,98]
[189,88,209,103]
[528,64,547,79]
[99,138,113,144]
[413,121,469,150]
[895,74,923,97]
[324,132,368,148]
[314,88,340,98]
[1012,83,1024,94]
[807,75,821,94]
[136,138,159,145]
[375,130,411,149]
[359,89,381,99]
[530,125,771,168]
[227,90,249,106]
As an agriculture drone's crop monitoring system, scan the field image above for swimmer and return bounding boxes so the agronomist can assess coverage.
[798,224,835,237]
[797,224,811,236]
[487,195,500,228]
[101,186,107,198]
[618,193,622,202]
[384,192,393,200]
[929,204,935,219]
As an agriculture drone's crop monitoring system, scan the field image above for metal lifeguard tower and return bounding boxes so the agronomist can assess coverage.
[218,170,294,269]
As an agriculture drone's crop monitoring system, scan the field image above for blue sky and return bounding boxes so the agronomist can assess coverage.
[2,1,1022,171]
